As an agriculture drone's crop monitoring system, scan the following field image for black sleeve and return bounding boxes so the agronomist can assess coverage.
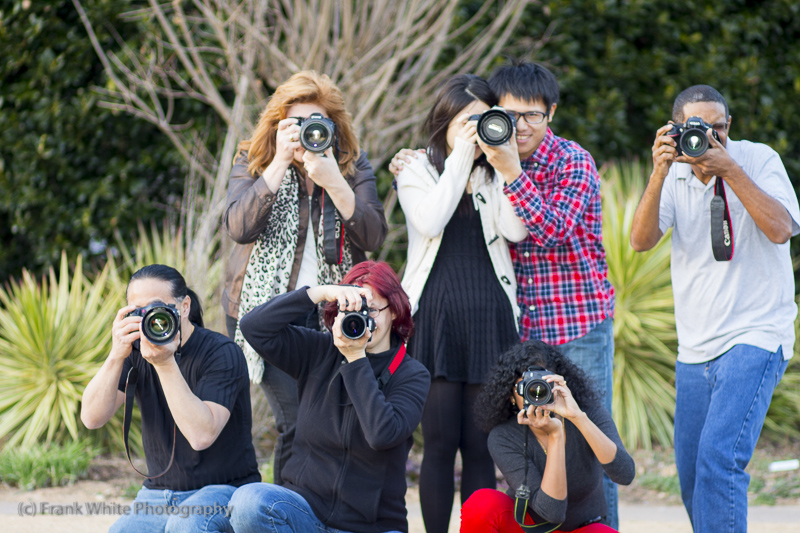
[586,402,636,485]
[340,357,430,450]
[488,422,567,524]
[192,340,249,411]
[239,288,333,381]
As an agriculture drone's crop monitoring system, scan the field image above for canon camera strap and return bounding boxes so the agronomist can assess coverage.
[322,189,344,265]
[710,177,734,261]
[123,366,176,479]
[513,427,563,532]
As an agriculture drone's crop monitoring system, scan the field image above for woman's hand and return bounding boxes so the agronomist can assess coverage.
[110,305,141,361]
[307,285,373,362]
[388,148,425,176]
[302,147,345,189]
[331,312,370,362]
[518,404,563,436]
[274,117,303,166]
[543,373,584,421]
[455,113,480,145]
[307,284,373,310]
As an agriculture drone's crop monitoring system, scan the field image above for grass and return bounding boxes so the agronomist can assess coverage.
[0,440,99,490]
[618,440,800,506]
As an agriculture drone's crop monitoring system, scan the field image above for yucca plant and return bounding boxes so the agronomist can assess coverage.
[601,160,677,449]
[0,252,141,454]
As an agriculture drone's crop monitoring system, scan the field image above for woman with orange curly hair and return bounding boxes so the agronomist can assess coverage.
[222,71,387,485]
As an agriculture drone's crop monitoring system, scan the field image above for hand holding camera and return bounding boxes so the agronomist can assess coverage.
[275,117,303,165]
[516,367,582,421]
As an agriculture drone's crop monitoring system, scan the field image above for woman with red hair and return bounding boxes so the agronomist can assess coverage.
[231,261,430,533]
[222,70,387,485]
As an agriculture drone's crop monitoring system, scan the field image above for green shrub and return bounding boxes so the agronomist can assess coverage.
[0,439,99,490]
[0,252,141,453]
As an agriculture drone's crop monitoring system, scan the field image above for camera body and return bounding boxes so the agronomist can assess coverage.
[667,116,721,157]
[127,302,180,345]
[297,113,336,153]
[515,366,554,407]
[469,107,517,146]
[341,297,376,340]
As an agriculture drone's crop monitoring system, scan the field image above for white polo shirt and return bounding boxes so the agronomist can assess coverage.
[658,139,800,363]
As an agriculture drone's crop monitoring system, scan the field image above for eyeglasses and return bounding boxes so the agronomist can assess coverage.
[367,305,390,318]
[507,110,549,125]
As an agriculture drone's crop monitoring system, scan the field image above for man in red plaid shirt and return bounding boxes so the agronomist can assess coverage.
[480,61,618,529]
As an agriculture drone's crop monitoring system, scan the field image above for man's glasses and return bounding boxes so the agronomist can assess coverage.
[507,110,549,125]
[367,304,390,318]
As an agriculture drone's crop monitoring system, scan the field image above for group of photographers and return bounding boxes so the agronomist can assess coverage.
[80,59,797,533]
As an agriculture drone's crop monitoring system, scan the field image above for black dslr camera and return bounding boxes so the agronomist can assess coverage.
[127,302,180,345]
[341,297,376,340]
[516,366,554,407]
[297,113,336,153]
[667,116,721,157]
[469,107,517,146]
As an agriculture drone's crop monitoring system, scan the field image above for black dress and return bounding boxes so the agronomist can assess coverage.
[409,193,519,383]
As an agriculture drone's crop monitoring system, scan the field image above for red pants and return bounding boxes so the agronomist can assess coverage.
[460,488,618,533]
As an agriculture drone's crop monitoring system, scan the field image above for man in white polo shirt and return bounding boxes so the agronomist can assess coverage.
[630,84,800,533]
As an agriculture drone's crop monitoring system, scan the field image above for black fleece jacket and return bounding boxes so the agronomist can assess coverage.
[239,288,430,533]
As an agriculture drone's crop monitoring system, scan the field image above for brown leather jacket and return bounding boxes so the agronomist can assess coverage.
[221,151,388,318]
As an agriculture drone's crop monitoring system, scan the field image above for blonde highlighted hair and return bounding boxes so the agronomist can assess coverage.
[238,71,360,177]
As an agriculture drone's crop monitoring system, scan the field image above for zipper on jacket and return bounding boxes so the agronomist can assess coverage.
[325,404,355,523]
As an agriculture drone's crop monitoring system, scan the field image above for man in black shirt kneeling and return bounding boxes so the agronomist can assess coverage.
[81,264,260,533]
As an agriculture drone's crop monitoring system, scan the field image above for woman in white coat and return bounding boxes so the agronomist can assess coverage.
[395,74,527,533]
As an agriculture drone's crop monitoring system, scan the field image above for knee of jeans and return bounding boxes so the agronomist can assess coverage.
[231,485,297,527]
[697,443,738,478]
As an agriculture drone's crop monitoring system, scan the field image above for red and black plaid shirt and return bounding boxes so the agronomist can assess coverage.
[504,128,615,345]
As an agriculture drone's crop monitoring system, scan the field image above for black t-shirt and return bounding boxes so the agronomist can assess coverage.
[117,326,260,490]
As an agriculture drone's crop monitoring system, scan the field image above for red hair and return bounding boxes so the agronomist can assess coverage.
[322,261,414,343]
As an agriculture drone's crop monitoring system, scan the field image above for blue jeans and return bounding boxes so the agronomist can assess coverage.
[109,484,236,533]
[227,314,299,485]
[674,344,788,533]
[557,317,617,530]
[229,483,403,533]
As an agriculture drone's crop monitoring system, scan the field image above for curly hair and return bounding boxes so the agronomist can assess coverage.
[473,340,601,433]
[236,70,360,177]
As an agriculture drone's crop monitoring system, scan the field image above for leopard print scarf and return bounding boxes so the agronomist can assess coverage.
[235,166,353,383]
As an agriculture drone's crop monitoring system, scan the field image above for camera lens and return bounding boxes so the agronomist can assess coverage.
[523,379,553,406]
[477,109,515,146]
[680,129,709,157]
[300,118,335,152]
[341,313,367,340]
[142,307,178,345]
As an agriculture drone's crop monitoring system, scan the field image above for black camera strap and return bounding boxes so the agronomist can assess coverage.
[710,177,734,261]
[123,366,176,479]
[322,189,344,265]
[514,427,562,532]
